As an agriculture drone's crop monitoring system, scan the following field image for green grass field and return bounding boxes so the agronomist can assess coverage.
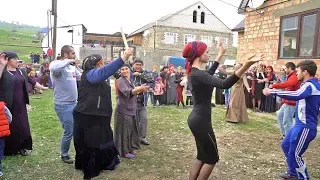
[2,88,319,180]
[0,22,42,62]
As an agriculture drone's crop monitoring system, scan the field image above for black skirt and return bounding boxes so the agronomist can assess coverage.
[215,88,225,105]
[73,110,120,179]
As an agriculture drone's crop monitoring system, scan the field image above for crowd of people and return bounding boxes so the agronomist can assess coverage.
[0,38,318,180]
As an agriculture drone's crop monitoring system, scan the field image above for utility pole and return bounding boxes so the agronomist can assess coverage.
[52,0,58,60]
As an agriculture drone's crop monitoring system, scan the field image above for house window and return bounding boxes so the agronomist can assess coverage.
[184,34,196,45]
[193,11,197,23]
[164,32,178,45]
[279,9,320,58]
[201,36,212,47]
[201,12,205,24]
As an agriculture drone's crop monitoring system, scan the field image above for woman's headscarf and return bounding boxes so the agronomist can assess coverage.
[182,41,207,75]
[82,54,102,72]
[266,65,274,81]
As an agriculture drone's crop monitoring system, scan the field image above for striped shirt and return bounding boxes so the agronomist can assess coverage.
[270,78,320,129]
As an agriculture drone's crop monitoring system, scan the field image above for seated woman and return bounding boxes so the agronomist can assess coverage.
[114,64,149,159]
[72,49,132,179]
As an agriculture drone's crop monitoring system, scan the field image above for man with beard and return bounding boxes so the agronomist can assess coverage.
[131,59,153,145]
[263,60,319,180]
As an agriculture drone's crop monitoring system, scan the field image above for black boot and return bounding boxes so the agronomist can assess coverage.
[176,101,180,108]
[181,101,186,108]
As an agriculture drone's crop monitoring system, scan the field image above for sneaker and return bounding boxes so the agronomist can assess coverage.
[124,153,135,159]
[19,149,29,156]
[141,139,150,145]
[61,155,74,164]
[279,173,298,179]
[0,171,3,177]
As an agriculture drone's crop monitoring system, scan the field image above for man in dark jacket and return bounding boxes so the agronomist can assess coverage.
[131,58,153,145]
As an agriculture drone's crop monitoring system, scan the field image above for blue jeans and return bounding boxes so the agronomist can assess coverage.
[224,93,230,108]
[54,103,76,157]
[277,104,295,136]
[144,92,154,106]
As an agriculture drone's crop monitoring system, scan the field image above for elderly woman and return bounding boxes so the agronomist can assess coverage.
[0,52,48,156]
[114,64,149,159]
[72,49,132,180]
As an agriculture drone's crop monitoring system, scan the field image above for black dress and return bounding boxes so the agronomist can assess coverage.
[187,62,239,164]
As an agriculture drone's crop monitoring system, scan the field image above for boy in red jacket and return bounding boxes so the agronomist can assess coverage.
[269,62,300,140]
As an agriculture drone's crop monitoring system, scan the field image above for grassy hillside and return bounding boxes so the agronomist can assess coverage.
[0,21,43,62]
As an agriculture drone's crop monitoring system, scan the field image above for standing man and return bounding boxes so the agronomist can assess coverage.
[269,62,300,140]
[49,45,81,164]
[131,59,151,145]
[47,47,53,62]
[263,60,320,180]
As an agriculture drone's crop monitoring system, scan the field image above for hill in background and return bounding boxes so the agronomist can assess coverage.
[0,21,44,63]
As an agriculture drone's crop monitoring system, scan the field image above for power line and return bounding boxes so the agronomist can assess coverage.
[216,0,240,9]
[57,15,71,26]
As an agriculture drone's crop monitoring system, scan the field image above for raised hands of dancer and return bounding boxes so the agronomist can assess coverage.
[121,48,133,61]
[263,88,271,96]
[244,54,264,67]
[0,53,8,66]
[215,40,227,63]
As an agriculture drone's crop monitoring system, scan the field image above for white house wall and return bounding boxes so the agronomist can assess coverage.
[42,25,83,59]
[161,2,231,33]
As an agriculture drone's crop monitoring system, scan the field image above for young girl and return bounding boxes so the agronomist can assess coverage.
[0,102,12,177]
[223,87,231,108]
[182,77,193,107]
[153,77,165,106]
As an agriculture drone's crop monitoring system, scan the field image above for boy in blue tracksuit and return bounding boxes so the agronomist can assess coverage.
[263,60,320,180]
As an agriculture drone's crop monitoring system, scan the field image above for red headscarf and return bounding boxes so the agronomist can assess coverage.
[182,41,207,75]
[266,65,274,81]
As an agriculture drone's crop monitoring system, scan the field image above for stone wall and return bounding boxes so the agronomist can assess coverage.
[138,25,233,70]
[236,0,320,72]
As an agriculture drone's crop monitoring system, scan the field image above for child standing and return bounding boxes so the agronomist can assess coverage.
[153,77,165,106]
[183,77,193,107]
[223,87,232,108]
[0,101,12,176]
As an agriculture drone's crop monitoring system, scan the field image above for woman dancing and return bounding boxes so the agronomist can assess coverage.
[183,40,263,180]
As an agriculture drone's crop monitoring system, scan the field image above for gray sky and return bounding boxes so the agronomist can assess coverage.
[1,0,244,44]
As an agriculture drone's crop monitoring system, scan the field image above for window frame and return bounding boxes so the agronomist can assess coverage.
[164,32,178,45]
[278,8,320,59]
[200,36,212,47]
[184,34,196,45]
[201,12,205,24]
[193,11,197,23]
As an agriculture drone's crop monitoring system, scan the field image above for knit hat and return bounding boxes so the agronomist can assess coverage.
[155,76,162,81]
[182,41,207,75]
[121,63,131,69]
[133,58,144,65]
[4,51,19,60]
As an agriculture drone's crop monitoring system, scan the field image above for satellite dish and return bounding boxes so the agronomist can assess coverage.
[143,30,150,37]
[249,0,265,9]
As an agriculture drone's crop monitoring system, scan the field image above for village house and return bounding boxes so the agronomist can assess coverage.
[127,1,233,69]
[233,0,320,72]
